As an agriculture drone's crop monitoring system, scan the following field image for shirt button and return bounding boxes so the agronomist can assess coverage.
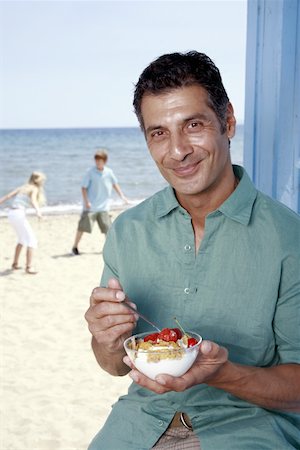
[158,420,164,427]
[184,287,190,294]
[184,244,192,251]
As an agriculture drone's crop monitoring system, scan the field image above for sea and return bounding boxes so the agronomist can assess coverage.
[0,126,244,217]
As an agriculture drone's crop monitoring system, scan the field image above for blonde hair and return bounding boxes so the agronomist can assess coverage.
[20,172,47,206]
[28,171,46,187]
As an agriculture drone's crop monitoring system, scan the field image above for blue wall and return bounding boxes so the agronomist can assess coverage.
[244,0,300,213]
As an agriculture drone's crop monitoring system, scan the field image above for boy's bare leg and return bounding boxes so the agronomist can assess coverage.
[72,230,84,254]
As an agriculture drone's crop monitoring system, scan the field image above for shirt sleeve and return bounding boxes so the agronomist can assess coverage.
[81,170,91,189]
[274,251,300,364]
[110,169,118,185]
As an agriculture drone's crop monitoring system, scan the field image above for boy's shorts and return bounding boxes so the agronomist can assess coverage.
[78,211,112,234]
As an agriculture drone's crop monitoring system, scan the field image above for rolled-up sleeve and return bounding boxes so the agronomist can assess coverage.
[274,250,300,364]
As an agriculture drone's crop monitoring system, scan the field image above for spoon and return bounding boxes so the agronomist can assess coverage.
[122,301,161,332]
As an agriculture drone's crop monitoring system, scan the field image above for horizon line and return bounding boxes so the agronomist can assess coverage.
[0,122,245,132]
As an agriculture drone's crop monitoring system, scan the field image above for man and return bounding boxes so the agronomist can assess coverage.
[85,52,300,449]
[72,149,128,255]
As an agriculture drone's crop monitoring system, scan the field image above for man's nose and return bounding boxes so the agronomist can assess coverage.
[168,133,193,160]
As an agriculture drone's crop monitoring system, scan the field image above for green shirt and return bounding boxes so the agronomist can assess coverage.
[89,166,300,450]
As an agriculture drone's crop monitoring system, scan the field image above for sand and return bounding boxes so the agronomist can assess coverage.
[0,211,132,450]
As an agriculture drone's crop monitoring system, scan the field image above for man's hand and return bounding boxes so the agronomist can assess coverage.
[123,340,228,394]
[124,342,300,412]
[85,278,138,375]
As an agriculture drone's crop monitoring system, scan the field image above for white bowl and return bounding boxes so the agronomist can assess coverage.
[124,331,202,380]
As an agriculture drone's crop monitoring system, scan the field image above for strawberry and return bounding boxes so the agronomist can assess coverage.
[172,328,182,340]
[158,328,178,342]
[144,332,159,343]
[187,337,198,348]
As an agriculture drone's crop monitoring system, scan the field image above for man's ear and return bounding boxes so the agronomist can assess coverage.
[226,102,236,139]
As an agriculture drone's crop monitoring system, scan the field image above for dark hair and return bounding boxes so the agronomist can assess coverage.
[133,51,229,133]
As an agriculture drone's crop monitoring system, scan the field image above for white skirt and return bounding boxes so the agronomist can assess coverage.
[8,208,38,248]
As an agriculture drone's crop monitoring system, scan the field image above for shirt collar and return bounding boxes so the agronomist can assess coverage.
[155,185,180,218]
[217,165,257,225]
[93,165,106,174]
[155,165,257,226]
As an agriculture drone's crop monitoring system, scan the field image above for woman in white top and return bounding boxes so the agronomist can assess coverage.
[0,172,46,274]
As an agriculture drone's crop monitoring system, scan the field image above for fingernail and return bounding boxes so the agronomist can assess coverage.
[129,371,139,383]
[123,356,130,366]
[116,291,125,301]
[155,376,166,385]
[202,341,212,353]
[129,303,137,310]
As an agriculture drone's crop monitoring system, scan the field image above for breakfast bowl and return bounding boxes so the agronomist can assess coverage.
[124,329,202,380]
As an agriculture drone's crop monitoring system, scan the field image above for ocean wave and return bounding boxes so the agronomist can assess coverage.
[0,198,144,218]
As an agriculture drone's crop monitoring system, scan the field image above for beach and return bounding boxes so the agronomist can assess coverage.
[0,210,131,450]
[0,127,244,450]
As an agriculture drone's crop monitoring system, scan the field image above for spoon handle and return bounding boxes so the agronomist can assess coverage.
[123,302,161,332]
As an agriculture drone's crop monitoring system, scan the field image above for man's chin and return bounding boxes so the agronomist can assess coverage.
[168,175,203,193]
[172,184,204,197]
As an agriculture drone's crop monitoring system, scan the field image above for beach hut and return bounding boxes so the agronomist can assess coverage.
[244,0,300,213]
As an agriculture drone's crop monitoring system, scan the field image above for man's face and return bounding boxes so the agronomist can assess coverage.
[141,85,236,201]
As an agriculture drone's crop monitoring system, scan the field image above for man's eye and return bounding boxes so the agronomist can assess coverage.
[188,122,201,129]
[151,130,164,138]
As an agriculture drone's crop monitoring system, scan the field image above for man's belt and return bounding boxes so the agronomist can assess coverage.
[169,412,193,430]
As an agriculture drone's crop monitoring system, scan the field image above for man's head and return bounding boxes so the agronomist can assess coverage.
[133,51,229,134]
[133,51,236,203]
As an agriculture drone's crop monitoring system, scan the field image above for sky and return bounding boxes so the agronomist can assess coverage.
[0,0,247,129]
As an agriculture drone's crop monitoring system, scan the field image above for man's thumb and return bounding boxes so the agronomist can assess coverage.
[108,277,123,290]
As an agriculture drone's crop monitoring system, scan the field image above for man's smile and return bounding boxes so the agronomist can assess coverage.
[167,159,204,177]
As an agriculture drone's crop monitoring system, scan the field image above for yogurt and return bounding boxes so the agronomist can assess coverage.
[124,331,202,381]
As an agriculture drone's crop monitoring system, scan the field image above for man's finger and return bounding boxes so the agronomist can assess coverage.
[200,340,215,355]
[108,277,123,290]
[90,286,125,306]
[128,369,169,394]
